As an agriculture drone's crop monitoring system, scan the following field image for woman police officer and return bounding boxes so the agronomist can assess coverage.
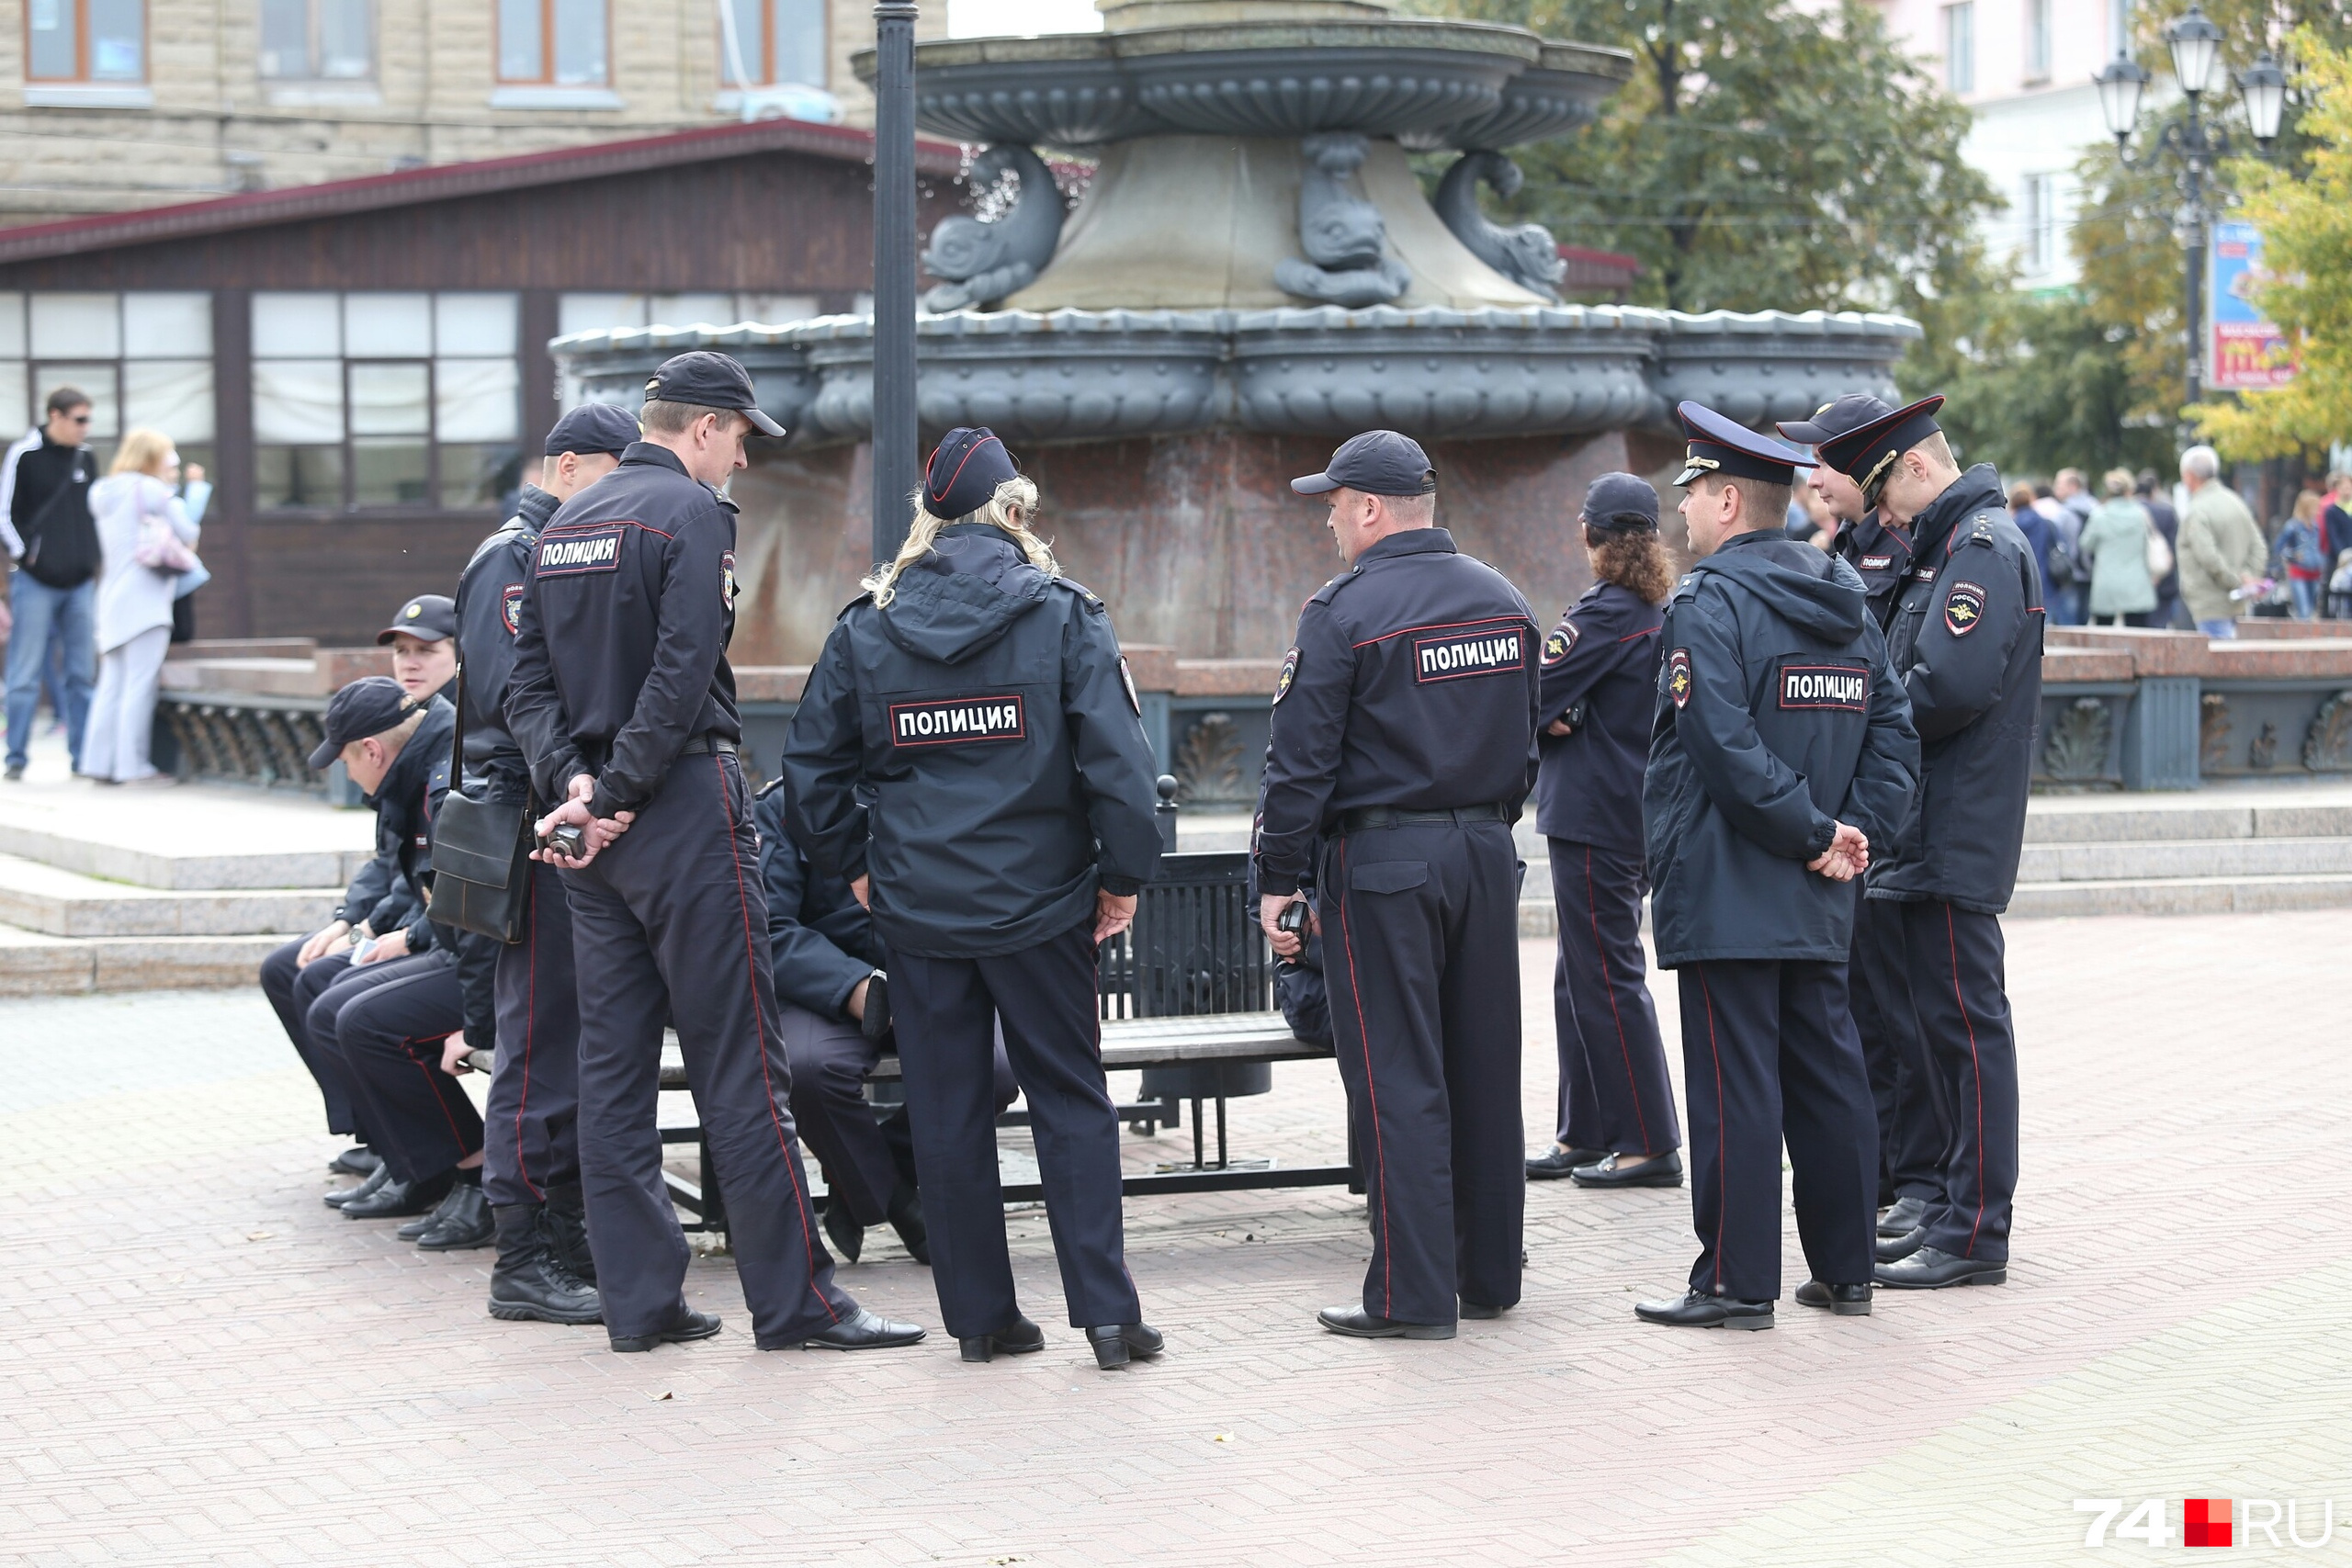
[782,427,1167,1369]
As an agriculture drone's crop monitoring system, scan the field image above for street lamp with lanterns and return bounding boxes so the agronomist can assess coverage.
[2094,4,2288,410]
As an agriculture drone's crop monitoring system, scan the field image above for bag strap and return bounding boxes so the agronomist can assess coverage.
[448,655,467,790]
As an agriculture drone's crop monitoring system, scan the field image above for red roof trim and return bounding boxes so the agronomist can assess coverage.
[0,118,967,264]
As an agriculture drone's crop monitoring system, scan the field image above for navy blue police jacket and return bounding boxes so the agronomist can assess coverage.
[506,443,743,820]
[1643,530,1919,967]
[454,484,560,808]
[752,781,884,1019]
[1255,527,1542,897]
[1867,463,2043,913]
[369,695,498,1043]
[1533,579,1662,853]
[1832,509,1916,635]
[781,524,1164,961]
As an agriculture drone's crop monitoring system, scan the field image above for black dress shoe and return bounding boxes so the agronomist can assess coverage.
[329,1145,381,1177]
[542,1182,595,1285]
[1874,1247,2007,1290]
[1571,1150,1684,1190]
[1793,1279,1872,1315]
[1085,1322,1165,1369]
[343,1168,453,1220]
[1877,1195,1928,1237]
[487,1205,602,1325]
[821,1200,864,1265]
[770,1307,927,1352]
[887,1183,930,1266]
[1526,1146,1609,1181]
[415,1181,494,1250]
[1634,1290,1774,1330]
[1317,1305,1454,1340]
[323,1162,392,1209]
[1876,1224,1927,1264]
[610,1305,723,1353]
[1458,1299,1509,1320]
[959,1316,1046,1363]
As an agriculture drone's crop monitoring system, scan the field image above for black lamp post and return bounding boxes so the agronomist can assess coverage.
[2095,5,2288,411]
[871,0,920,567]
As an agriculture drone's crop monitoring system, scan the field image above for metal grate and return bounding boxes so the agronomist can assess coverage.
[1097,851,1272,1020]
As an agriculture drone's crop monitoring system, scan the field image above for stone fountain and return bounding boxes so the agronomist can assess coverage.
[552,0,1919,670]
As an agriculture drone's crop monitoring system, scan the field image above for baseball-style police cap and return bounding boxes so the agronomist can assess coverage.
[545,402,639,457]
[1811,393,1947,508]
[1672,400,1815,488]
[1774,393,1894,449]
[375,593,457,645]
[309,676,423,770]
[924,426,1019,520]
[642,350,786,437]
[1578,471,1659,532]
[1292,430,1438,498]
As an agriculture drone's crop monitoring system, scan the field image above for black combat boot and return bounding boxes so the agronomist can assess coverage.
[487,1204,602,1325]
[541,1181,597,1285]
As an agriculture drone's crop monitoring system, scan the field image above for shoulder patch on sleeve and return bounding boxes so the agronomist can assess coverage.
[1668,648,1692,708]
[1274,646,1300,705]
[1542,616,1579,666]
[1119,655,1142,716]
[1944,580,1986,636]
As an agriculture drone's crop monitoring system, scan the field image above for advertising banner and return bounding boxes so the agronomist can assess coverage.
[2210,220,2297,391]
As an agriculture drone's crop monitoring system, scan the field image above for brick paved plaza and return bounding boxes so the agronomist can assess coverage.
[5,915,2349,1566]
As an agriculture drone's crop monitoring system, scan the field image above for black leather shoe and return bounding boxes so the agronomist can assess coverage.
[1793,1279,1872,1315]
[1571,1150,1684,1189]
[610,1305,722,1353]
[542,1182,595,1285]
[1086,1322,1165,1369]
[1526,1146,1608,1181]
[1459,1299,1509,1320]
[416,1181,494,1250]
[771,1307,927,1352]
[821,1201,864,1265]
[397,1184,458,1239]
[323,1162,392,1209]
[1875,1247,2007,1290]
[343,1168,452,1220]
[487,1205,602,1325]
[1876,1224,1927,1264]
[329,1145,380,1177]
[887,1182,930,1266]
[959,1316,1046,1363]
[1317,1305,1454,1340]
[1877,1195,1928,1237]
[1634,1290,1774,1330]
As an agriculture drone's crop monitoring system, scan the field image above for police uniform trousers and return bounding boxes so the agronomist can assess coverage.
[484,858,582,1211]
[1319,820,1523,1326]
[1547,838,1680,1157]
[890,919,1136,1339]
[330,950,484,1185]
[1891,898,2018,1262]
[1676,960,1878,1301]
[784,1005,1016,1229]
[1848,884,1949,1206]
[261,940,366,1139]
[561,750,854,1348]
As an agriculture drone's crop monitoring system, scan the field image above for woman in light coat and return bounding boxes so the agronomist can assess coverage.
[2078,467,2157,626]
[81,428,204,784]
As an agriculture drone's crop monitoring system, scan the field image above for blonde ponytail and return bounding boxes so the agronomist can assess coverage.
[862,474,1057,608]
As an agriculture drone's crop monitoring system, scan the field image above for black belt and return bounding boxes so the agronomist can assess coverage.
[1337,802,1510,834]
[677,736,737,756]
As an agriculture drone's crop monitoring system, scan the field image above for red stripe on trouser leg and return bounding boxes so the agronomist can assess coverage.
[1946,905,1987,1258]
[1588,844,1653,1152]
[1332,838,1391,1318]
[1697,964,1726,1295]
[514,871,543,1201]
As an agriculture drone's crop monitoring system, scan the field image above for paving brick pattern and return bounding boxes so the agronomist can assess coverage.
[4,917,2348,1565]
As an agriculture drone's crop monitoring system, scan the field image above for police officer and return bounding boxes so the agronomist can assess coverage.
[1256,430,1539,1340]
[1634,403,1917,1330]
[782,427,1166,1371]
[1524,472,1683,1190]
[1777,397,1949,1247]
[506,351,922,1355]
[449,402,636,1326]
[1809,396,2041,1292]
[379,593,458,704]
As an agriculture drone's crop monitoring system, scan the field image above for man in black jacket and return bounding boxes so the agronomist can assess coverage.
[1814,396,2041,1292]
[1636,402,1917,1331]
[3,388,98,780]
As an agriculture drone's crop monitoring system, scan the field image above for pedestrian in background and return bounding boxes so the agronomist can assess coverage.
[2010,483,2054,598]
[2176,446,2267,638]
[81,428,203,784]
[2,387,99,781]
[2276,491,2329,621]
[2133,472,2184,628]
[2078,468,2156,628]
[2049,468,2094,626]
[2321,472,2352,620]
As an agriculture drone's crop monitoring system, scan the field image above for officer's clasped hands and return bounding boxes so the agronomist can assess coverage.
[532,773,633,867]
[1093,890,1139,943]
[1807,821,1871,883]
[1258,894,1317,959]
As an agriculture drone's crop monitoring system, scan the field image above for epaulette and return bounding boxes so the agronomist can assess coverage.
[1309,569,1365,607]
[754,775,786,799]
[1669,570,1703,603]
[835,592,874,621]
[463,518,529,573]
[1049,576,1104,607]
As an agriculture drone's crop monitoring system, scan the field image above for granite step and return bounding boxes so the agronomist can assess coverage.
[0,853,339,939]
[0,921,288,996]
[2016,836,2352,883]
[2004,874,2352,919]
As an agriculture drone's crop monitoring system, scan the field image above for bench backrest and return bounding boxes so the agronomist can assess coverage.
[1097,851,1272,1019]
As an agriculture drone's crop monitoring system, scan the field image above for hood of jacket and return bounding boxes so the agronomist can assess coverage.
[877,523,1053,665]
[1695,528,1869,643]
[1907,463,2008,559]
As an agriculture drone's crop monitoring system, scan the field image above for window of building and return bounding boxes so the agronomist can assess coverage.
[498,0,608,86]
[556,292,821,337]
[2022,174,2058,275]
[27,0,146,82]
[259,0,373,80]
[0,292,212,474]
[720,0,825,88]
[1943,2,1975,96]
[2024,0,2052,83]
[252,292,519,513]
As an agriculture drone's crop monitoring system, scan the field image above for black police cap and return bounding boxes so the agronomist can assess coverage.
[1292,430,1438,499]
[375,593,457,645]
[642,350,785,437]
[1672,401,1815,489]
[309,676,423,770]
[545,402,639,457]
[1774,393,1895,449]
[1813,394,1946,507]
[923,427,1019,521]
[1578,471,1659,532]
